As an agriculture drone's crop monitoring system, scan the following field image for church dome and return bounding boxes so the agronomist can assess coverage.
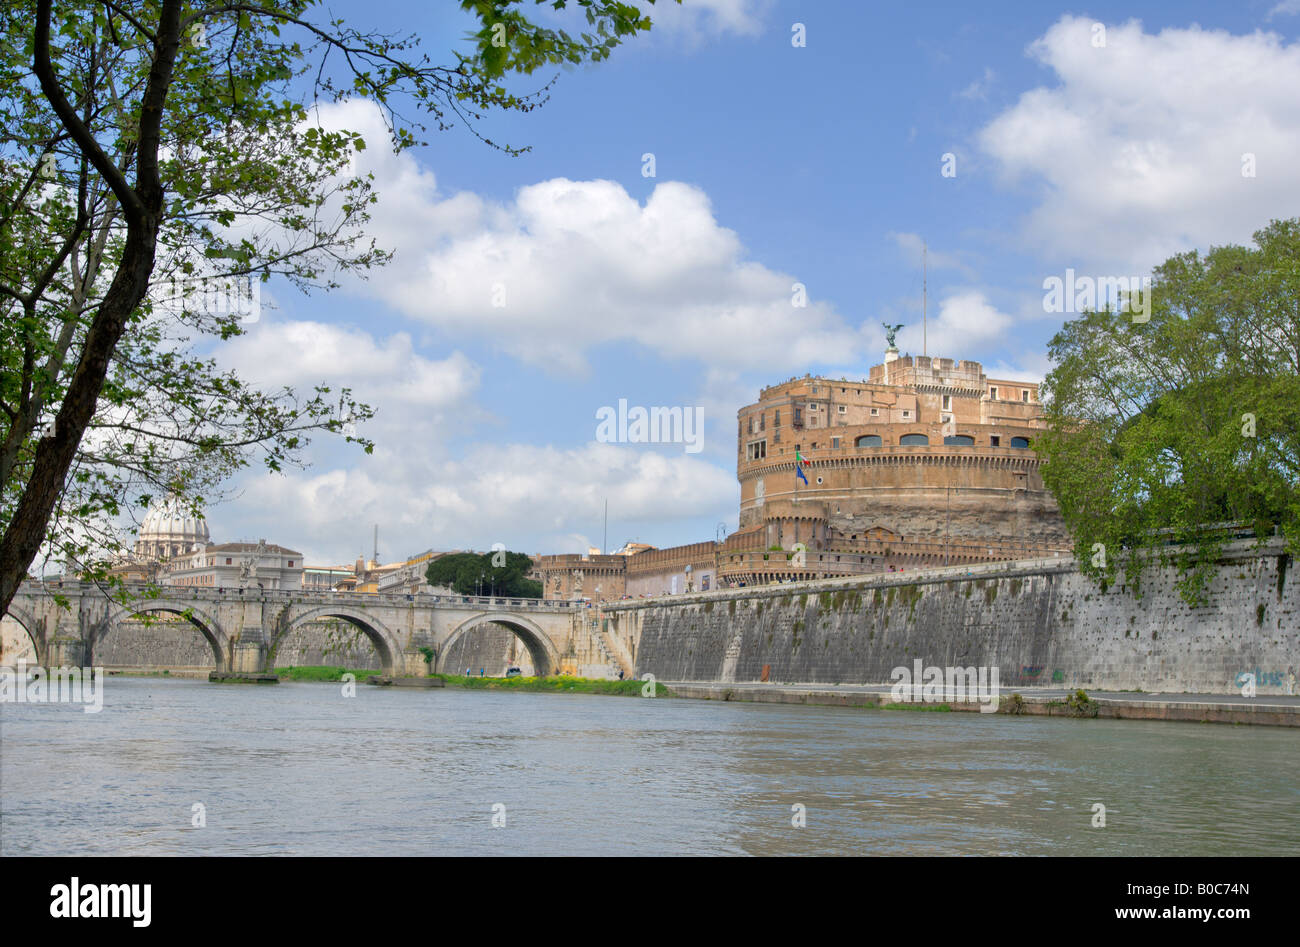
[135,495,211,560]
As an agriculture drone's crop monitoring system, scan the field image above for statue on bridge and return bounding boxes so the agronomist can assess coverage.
[239,539,267,589]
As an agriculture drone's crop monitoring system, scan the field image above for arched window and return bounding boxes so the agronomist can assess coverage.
[855,434,882,448]
[899,433,929,446]
[1010,436,1030,449]
[943,435,974,446]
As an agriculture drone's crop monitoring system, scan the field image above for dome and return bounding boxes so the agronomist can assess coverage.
[135,495,211,560]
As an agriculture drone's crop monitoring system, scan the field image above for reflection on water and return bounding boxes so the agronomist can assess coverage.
[2,678,1297,856]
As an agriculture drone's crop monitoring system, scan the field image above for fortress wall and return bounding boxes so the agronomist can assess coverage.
[609,542,1299,695]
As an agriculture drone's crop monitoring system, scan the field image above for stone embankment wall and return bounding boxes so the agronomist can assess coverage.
[605,541,1299,695]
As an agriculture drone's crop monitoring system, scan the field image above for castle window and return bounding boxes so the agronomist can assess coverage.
[225,558,232,565]
[870,408,879,416]
[990,435,1001,447]
[942,394,951,410]
[747,439,768,460]
[902,410,911,418]
[990,386,998,400]
[899,433,929,446]
[943,435,974,446]
[831,437,840,449]
[1010,436,1030,448]
[837,405,846,414]
[855,435,882,448]
[774,409,780,426]
[1022,389,1031,402]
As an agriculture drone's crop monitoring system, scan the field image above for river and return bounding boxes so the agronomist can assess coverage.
[2,678,1297,856]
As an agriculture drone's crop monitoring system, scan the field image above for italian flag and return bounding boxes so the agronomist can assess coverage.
[795,450,810,484]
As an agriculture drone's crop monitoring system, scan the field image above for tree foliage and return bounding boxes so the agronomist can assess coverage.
[1038,218,1300,603]
[426,550,542,598]
[0,0,671,614]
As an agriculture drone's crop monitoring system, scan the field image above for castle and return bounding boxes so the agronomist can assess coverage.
[535,349,1071,599]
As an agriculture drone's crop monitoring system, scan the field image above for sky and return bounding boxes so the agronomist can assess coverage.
[197,0,1300,567]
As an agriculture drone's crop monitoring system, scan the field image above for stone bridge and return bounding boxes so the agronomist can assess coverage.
[4,582,627,677]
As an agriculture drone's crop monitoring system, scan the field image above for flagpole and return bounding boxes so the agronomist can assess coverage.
[793,452,799,555]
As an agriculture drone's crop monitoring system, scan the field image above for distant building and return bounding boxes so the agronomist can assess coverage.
[107,497,303,589]
[165,540,303,590]
[304,549,466,594]
[302,567,355,592]
[375,550,458,595]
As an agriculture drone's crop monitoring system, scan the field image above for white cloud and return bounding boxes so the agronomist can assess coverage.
[958,67,996,101]
[227,441,736,565]
[641,0,770,38]
[979,16,1300,273]
[888,232,978,280]
[982,352,1052,385]
[207,317,739,564]
[893,290,1013,359]
[312,102,862,375]
[1268,0,1300,19]
[221,319,481,436]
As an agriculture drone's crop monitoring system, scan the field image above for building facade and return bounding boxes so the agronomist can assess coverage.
[163,540,304,590]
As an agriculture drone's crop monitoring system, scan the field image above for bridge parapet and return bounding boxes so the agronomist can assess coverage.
[17,581,583,612]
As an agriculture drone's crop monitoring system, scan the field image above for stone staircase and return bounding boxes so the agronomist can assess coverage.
[591,619,635,679]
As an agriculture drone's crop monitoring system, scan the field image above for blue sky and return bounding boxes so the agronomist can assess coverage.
[207,0,1300,566]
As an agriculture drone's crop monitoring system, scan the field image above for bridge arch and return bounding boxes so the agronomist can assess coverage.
[100,600,230,670]
[277,605,402,674]
[2,603,45,665]
[440,613,562,677]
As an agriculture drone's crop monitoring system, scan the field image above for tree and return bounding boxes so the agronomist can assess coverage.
[0,0,672,616]
[1037,218,1300,603]
[426,550,542,597]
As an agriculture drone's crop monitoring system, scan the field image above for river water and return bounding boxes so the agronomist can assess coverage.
[2,678,1297,856]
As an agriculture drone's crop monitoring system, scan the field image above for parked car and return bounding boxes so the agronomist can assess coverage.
[505,667,522,678]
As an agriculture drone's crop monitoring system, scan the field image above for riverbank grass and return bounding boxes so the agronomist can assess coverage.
[275,666,385,682]
[434,673,670,697]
